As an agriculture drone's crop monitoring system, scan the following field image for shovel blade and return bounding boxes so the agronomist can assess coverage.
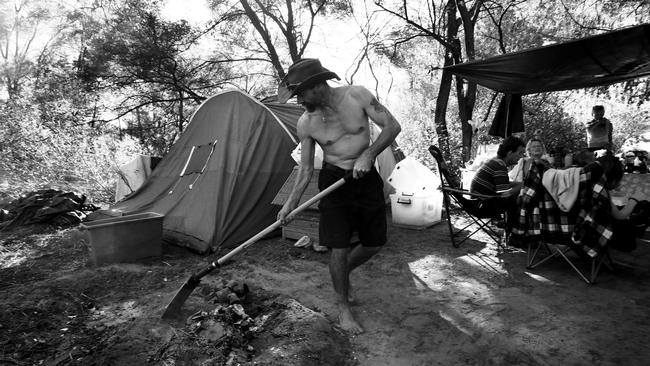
[161,279,200,319]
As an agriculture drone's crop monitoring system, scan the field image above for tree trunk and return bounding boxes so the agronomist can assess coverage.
[456,75,475,163]
[454,0,481,163]
[432,0,462,186]
[435,58,461,187]
[240,0,286,78]
[178,90,184,133]
[137,109,144,145]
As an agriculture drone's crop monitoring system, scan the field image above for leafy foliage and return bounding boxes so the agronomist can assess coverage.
[2,0,650,207]
[379,0,650,169]
[75,0,233,153]
[561,88,650,152]
[0,98,143,204]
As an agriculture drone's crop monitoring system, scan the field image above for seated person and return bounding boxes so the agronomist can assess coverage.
[572,148,596,167]
[509,136,551,182]
[638,155,649,174]
[623,151,637,173]
[470,136,526,217]
[593,155,649,251]
[624,151,648,174]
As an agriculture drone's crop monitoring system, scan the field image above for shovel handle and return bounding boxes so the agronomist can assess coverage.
[161,172,352,319]
[216,173,352,265]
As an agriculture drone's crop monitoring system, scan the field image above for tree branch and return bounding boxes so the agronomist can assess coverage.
[374,1,455,50]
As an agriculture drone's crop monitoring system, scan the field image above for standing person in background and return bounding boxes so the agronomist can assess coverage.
[276,58,401,334]
[586,105,613,151]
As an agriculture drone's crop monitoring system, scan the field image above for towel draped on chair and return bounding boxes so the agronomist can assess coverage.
[542,168,582,212]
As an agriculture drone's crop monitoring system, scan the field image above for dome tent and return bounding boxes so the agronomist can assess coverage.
[106,89,302,253]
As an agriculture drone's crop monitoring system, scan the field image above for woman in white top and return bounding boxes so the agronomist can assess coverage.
[509,136,551,182]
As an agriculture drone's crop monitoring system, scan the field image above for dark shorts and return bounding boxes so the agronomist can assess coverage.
[476,196,517,217]
[318,162,387,249]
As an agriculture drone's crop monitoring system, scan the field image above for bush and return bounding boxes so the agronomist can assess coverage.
[0,99,144,206]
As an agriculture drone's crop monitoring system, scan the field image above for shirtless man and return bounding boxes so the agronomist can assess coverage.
[277,58,401,334]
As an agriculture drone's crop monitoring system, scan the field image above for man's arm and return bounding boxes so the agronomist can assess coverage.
[278,116,315,224]
[610,190,644,220]
[506,181,522,197]
[608,119,613,146]
[492,162,517,197]
[352,87,401,178]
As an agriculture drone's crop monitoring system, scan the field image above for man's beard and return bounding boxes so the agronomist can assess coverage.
[302,102,317,112]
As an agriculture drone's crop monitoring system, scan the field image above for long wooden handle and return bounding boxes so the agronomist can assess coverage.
[215,174,350,266]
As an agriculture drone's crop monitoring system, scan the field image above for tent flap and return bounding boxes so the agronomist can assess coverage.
[489,94,525,137]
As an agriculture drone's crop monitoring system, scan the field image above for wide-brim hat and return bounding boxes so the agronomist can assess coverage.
[277,58,340,103]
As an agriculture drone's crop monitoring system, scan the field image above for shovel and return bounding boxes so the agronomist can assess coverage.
[162,172,352,319]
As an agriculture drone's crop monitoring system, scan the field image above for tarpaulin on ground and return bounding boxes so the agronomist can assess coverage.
[0,190,93,230]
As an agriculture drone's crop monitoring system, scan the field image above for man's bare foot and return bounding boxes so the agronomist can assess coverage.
[347,283,358,305]
[338,307,364,335]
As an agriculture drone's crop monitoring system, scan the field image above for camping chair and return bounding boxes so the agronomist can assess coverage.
[526,240,615,284]
[429,145,509,249]
[513,162,620,284]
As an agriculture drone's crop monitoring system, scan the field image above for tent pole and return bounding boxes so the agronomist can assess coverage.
[505,94,509,138]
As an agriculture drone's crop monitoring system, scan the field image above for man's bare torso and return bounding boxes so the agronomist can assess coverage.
[302,86,370,170]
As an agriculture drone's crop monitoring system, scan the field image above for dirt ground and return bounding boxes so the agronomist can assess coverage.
[2,214,650,366]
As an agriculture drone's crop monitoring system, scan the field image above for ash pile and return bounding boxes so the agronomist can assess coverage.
[153,278,354,366]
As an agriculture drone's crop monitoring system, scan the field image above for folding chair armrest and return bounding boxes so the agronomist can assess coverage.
[440,186,500,200]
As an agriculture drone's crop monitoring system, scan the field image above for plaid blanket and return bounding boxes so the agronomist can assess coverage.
[572,162,615,257]
[510,162,614,257]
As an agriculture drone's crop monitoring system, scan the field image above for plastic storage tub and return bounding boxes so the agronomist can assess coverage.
[80,212,164,266]
[390,193,442,229]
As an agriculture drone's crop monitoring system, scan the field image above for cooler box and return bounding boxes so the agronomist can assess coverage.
[80,212,164,266]
[390,192,442,229]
